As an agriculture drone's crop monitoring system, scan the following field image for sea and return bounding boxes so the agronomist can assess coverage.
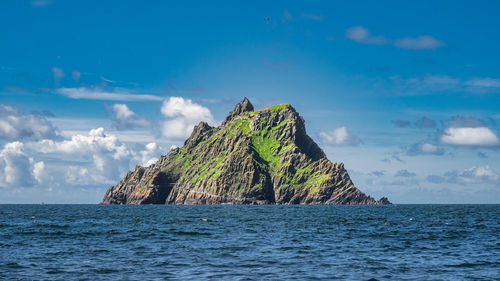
[0,204,498,280]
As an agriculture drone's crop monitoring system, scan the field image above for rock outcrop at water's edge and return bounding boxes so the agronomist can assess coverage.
[101,98,391,205]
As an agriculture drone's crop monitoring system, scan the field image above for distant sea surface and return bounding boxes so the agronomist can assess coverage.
[1,205,499,280]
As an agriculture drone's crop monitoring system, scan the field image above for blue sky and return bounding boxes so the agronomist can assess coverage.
[1,0,499,203]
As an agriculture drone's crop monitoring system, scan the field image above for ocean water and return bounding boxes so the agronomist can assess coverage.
[0,205,498,280]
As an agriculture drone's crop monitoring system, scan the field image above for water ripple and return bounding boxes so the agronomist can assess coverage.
[0,204,498,280]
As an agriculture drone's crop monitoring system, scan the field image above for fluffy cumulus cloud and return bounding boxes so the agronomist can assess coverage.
[393,36,444,50]
[319,126,361,146]
[406,142,445,156]
[428,166,500,185]
[161,97,216,139]
[137,142,162,167]
[0,142,42,187]
[107,104,150,130]
[345,26,387,45]
[441,127,499,147]
[453,166,499,184]
[0,103,58,140]
[29,128,161,186]
[439,116,500,147]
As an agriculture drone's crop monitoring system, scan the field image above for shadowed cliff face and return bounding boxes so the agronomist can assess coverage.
[101,98,390,205]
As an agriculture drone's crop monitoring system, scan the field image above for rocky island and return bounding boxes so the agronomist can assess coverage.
[101,98,390,205]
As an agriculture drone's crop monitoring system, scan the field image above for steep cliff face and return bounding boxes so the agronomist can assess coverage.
[101,98,390,205]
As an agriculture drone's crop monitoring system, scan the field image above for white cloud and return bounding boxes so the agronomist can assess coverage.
[282,10,293,22]
[0,142,42,187]
[31,0,53,7]
[414,117,437,129]
[345,26,387,45]
[32,161,48,184]
[443,166,500,185]
[406,142,445,156]
[72,70,81,82]
[301,13,322,21]
[108,104,150,130]
[51,66,64,85]
[319,126,361,146]
[441,127,500,147]
[393,36,444,50]
[161,97,216,139]
[33,127,131,157]
[50,117,160,143]
[140,142,161,167]
[56,87,163,101]
[29,128,162,186]
[421,143,439,153]
[0,103,58,140]
[345,27,444,51]
[464,78,500,88]
[388,74,500,95]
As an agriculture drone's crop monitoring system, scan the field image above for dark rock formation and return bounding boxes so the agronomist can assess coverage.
[101,98,391,205]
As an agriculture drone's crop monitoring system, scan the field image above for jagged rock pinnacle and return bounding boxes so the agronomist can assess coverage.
[101,99,391,205]
[222,97,254,124]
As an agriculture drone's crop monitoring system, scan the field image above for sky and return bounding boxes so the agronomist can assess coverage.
[1,0,499,203]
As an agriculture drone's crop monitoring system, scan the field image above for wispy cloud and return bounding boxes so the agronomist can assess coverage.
[392,120,411,128]
[393,117,436,129]
[464,78,500,88]
[51,66,64,86]
[262,59,291,71]
[345,26,387,45]
[301,13,323,21]
[387,74,500,95]
[381,152,405,163]
[281,10,293,23]
[395,169,416,178]
[393,36,444,50]
[345,26,444,50]
[319,126,361,146]
[55,87,163,101]
[31,0,53,7]
[414,117,437,129]
[406,142,445,156]
[72,70,81,82]
[477,151,488,158]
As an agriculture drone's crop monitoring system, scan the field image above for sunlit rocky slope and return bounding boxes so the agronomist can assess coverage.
[101,98,390,205]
